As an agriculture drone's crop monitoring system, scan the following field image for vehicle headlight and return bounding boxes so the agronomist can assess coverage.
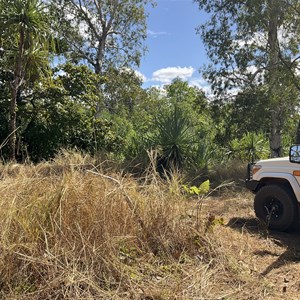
[252,165,262,175]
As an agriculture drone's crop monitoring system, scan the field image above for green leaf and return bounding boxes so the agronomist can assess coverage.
[199,179,210,194]
[190,186,200,195]
[182,184,190,193]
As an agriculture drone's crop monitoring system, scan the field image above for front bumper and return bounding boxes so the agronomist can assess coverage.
[245,179,260,193]
[245,162,259,193]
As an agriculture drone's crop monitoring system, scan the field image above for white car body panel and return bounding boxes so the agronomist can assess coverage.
[252,157,300,203]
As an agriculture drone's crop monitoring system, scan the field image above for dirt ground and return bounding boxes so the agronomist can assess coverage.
[202,191,300,300]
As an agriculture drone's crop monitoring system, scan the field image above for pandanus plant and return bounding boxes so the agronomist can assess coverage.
[0,0,52,160]
[154,105,196,174]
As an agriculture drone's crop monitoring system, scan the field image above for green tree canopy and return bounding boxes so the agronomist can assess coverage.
[196,0,300,157]
[51,0,153,74]
[0,0,53,160]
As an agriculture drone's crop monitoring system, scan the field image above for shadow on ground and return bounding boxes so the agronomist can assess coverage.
[227,217,300,275]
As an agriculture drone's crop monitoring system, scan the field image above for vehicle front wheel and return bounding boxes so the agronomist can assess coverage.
[254,185,299,231]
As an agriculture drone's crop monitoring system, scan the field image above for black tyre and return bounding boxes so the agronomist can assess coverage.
[254,185,299,231]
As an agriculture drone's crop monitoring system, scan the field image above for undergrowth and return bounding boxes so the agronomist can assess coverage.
[0,151,264,299]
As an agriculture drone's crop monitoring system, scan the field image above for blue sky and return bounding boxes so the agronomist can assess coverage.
[138,0,211,93]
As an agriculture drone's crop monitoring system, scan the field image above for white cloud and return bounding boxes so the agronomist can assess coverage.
[151,66,195,83]
[134,70,147,82]
[189,77,209,88]
[142,67,214,97]
[119,68,147,83]
[147,30,168,38]
[189,77,213,97]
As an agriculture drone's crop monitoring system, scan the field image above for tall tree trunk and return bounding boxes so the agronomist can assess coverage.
[270,110,282,157]
[296,119,300,144]
[267,0,282,157]
[8,87,18,160]
[8,26,25,161]
[95,35,106,75]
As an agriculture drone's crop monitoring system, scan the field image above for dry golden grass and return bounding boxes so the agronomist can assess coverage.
[0,151,299,299]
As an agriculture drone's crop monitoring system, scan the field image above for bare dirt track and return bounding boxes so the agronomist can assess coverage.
[203,192,300,300]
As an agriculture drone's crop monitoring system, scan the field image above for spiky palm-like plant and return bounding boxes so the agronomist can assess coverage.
[0,0,51,160]
[230,131,270,161]
[155,106,196,174]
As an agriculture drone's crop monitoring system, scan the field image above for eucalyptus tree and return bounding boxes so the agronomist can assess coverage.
[51,0,153,75]
[196,0,300,157]
[0,0,52,160]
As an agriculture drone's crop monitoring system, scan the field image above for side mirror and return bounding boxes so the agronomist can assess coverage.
[289,145,300,163]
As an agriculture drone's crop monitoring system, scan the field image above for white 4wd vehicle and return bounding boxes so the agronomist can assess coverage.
[246,145,300,231]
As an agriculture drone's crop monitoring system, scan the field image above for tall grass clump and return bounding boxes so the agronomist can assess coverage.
[0,150,252,299]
